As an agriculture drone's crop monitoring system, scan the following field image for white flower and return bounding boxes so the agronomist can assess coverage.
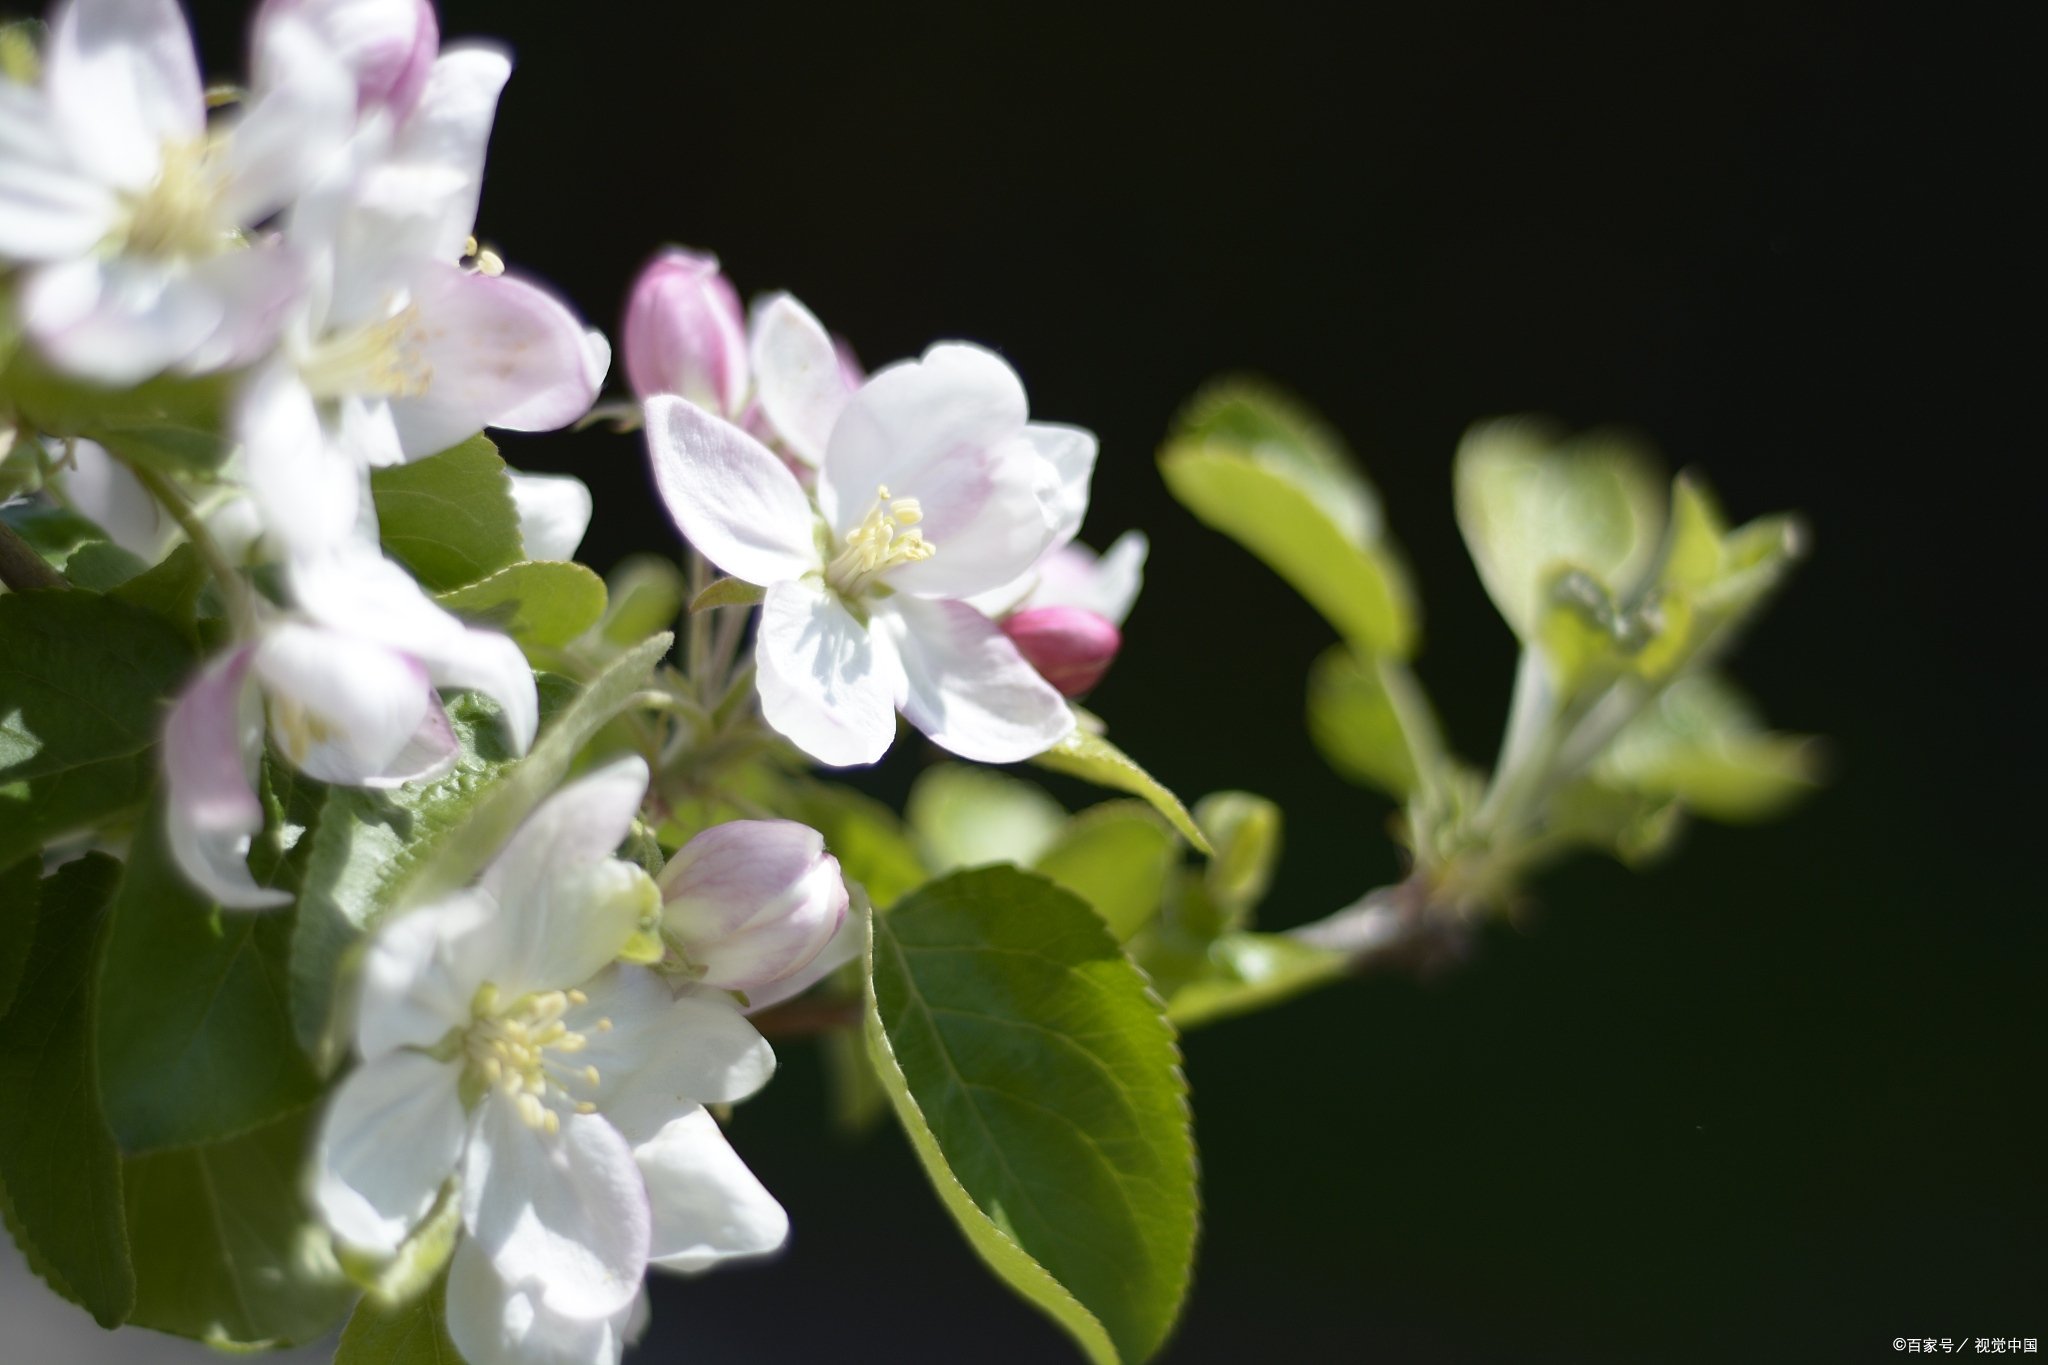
[645,342,1090,767]
[312,758,788,1365]
[0,0,356,382]
[657,819,847,993]
[161,544,536,908]
[744,291,861,468]
[968,530,1149,626]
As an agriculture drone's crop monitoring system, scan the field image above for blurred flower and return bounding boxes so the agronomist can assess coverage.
[313,758,787,1364]
[646,342,1088,767]
[161,544,536,908]
[54,437,175,560]
[657,819,847,992]
[508,470,593,561]
[253,0,438,117]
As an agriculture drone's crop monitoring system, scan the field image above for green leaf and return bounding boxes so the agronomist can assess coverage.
[866,866,1198,1365]
[907,762,1066,873]
[1192,790,1282,918]
[688,575,766,613]
[371,435,524,592]
[62,539,148,590]
[1031,728,1212,855]
[1032,801,1177,941]
[435,560,607,649]
[97,795,321,1152]
[773,775,929,910]
[87,420,232,478]
[123,1104,357,1347]
[595,554,688,647]
[109,541,209,644]
[1453,418,1666,640]
[3,350,232,459]
[0,853,133,1326]
[0,499,102,568]
[1596,672,1820,823]
[335,1270,461,1365]
[1306,644,1422,798]
[1164,932,1349,1030]
[0,588,194,867]
[1159,382,1415,656]
[0,855,36,1018]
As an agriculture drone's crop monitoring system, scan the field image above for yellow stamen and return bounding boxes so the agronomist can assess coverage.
[824,484,936,597]
[461,987,606,1133]
[297,304,433,402]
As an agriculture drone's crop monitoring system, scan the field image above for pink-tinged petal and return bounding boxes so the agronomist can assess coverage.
[749,292,847,466]
[0,84,118,260]
[884,597,1074,764]
[1028,531,1148,624]
[581,327,611,393]
[446,1235,638,1365]
[355,887,499,1057]
[389,266,600,458]
[254,622,433,785]
[45,0,202,192]
[313,1050,466,1255]
[642,394,819,586]
[658,820,846,992]
[1001,606,1122,697]
[378,694,459,785]
[23,255,222,386]
[61,438,172,561]
[755,576,901,769]
[388,44,510,259]
[628,1108,788,1272]
[461,1097,651,1320]
[176,245,305,376]
[254,0,439,117]
[623,248,748,414]
[162,645,289,910]
[237,359,364,557]
[508,471,593,561]
[221,13,356,226]
[741,904,866,1014]
[1021,421,1098,549]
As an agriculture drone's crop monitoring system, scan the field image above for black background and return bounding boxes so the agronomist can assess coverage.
[192,1,2043,1359]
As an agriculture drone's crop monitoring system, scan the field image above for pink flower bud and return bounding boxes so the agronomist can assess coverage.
[623,248,749,415]
[1002,606,1122,697]
[658,820,847,992]
[255,0,439,118]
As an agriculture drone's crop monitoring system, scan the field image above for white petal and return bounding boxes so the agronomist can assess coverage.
[1059,530,1148,624]
[740,900,867,1014]
[1021,421,1098,550]
[254,622,433,786]
[60,438,173,560]
[599,992,777,1124]
[378,695,460,785]
[642,395,819,587]
[461,1097,650,1319]
[389,266,600,457]
[45,0,203,192]
[356,887,499,1057]
[445,1235,635,1365]
[238,359,365,557]
[630,1108,788,1272]
[173,245,305,376]
[885,596,1074,763]
[0,84,118,259]
[313,1050,466,1255]
[754,576,901,768]
[748,292,848,467]
[218,12,356,225]
[335,393,407,470]
[479,755,647,898]
[22,255,223,385]
[386,44,510,259]
[508,471,593,561]
[161,646,289,910]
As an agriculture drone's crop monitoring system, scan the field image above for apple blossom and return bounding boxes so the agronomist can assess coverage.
[622,247,748,416]
[745,291,861,467]
[252,0,438,118]
[161,544,536,908]
[968,530,1148,696]
[0,0,355,383]
[313,757,789,1364]
[657,819,848,993]
[645,341,1091,767]
[508,470,594,562]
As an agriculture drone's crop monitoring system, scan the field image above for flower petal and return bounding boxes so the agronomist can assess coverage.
[22,255,224,386]
[642,395,819,586]
[377,694,460,785]
[355,886,499,1057]
[254,622,433,786]
[313,1049,465,1256]
[885,596,1075,763]
[628,1107,788,1272]
[507,471,593,562]
[162,646,290,910]
[445,1235,638,1365]
[59,438,173,560]
[45,0,203,192]
[1021,421,1098,550]
[599,992,777,1119]
[748,292,848,466]
[755,576,901,768]
[1035,530,1148,624]
[384,43,509,260]
[219,10,356,225]
[389,266,601,457]
[462,1096,650,1320]
[479,755,648,898]
[254,0,439,117]
[0,84,118,259]
[624,248,748,414]
[237,359,366,557]
[740,900,867,1014]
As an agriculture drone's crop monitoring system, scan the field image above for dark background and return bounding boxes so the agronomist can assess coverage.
[195,1,2041,1359]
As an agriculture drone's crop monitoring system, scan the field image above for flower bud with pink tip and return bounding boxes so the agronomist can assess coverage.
[1001,606,1122,697]
[624,249,749,416]
[658,821,848,992]
[254,0,439,117]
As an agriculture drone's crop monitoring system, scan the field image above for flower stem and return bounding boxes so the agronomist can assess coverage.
[0,516,68,591]
[120,459,259,635]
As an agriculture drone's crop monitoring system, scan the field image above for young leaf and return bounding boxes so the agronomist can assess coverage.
[594,554,688,647]
[688,575,767,613]
[1164,932,1349,1030]
[0,853,133,1326]
[1193,790,1282,917]
[867,866,1198,1365]
[62,539,148,590]
[335,1269,461,1364]
[0,499,103,569]
[1596,672,1820,823]
[0,855,35,1018]
[86,420,232,478]
[109,541,210,644]
[1032,801,1178,941]
[123,1104,358,1347]
[907,762,1067,873]
[1031,729,1212,854]
[1306,644,1421,798]
[0,589,194,867]
[435,560,607,648]
[371,435,524,592]
[97,796,321,1152]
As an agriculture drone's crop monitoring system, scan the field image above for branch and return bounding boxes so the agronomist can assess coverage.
[0,517,67,592]
[1286,878,1477,977]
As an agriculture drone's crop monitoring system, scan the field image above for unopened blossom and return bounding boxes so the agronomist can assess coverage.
[658,820,847,993]
[970,531,1149,697]
[0,0,355,383]
[623,247,748,415]
[163,544,536,908]
[646,342,1090,767]
[313,758,789,1365]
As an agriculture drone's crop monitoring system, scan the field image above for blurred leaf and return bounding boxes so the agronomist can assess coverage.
[775,775,929,910]
[596,554,688,647]
[1033,801,1178,941]
[1032,728,1211,854]
[62,539,147,590]
[1159,382,1415,656]
[110,541,209,645]
[1164,932,1349,1030]
[3,350,232,454]
[371,436,523,592]
[435,560,606,649]
[1193,790,1282,919]
[0,498,102,568]
[123,1104,357,1347]
[0,588,193,867]
[0,853,132,1326]
[822,1019,890,1136]
[1306,644,1419,798]
[1454,419,1665,640]
[98,795,321,1153]
[689,575,766,613]
[866,867,1197,1365]
[908,762,1066,873]
[87,420,231,478]
[1545,779,1686,868]
[0,857,33,1017]
[335,1269,459,1364]
[1597,672,1820,823]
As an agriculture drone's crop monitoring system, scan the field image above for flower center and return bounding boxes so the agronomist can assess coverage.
[121,137,235,261]
[824,484,935,598]
[461,984,611,1134]
[296,305,434,402]
[267,692,337,765]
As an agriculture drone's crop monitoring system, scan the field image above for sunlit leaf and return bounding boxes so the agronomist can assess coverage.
[1032,801,1177,941]
[435,560,607,649]
[371,436,523,592]
[335,1269,460,1364]
[1032,728,1211,854]
[907,762,1066,873]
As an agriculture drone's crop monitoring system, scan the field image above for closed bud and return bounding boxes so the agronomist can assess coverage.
[624,248,749,415]
[658,820,847,992]
[1002,606,1122,697]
